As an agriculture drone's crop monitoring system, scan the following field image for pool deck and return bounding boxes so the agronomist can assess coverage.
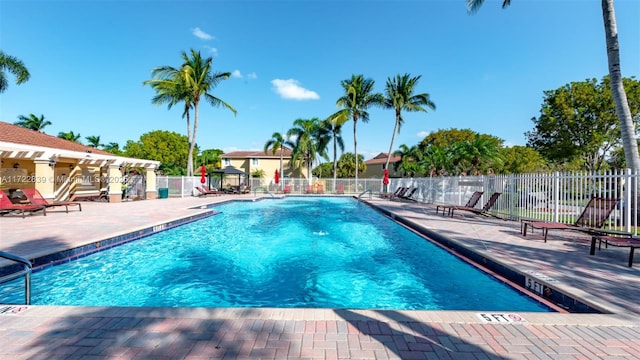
[1,194,639,359]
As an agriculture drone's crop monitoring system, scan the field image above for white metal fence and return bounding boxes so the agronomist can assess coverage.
[157,169,640,232]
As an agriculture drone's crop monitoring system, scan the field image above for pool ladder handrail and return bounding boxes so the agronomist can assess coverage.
[357,189,372,200]
[0,251,32,305]
[253,186,275,198]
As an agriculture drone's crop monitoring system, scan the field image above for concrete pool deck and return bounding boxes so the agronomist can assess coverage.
[1,194,639,359]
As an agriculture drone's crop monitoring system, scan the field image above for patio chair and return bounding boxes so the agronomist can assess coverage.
[436,191,484,216]
[305,185,313,194]
[195,186,221,197]
[381,186,404,199]
[448,192,502,218]
[20,188,82,212]
[336,184,344,194]
[590,234,640,267]
[283,185,292,194]
[521,197,620,242]
[317,184,324,194]
[0,189,46,218]
[395,187,418,201]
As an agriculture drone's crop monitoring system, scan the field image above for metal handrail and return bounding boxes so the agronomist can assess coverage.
[0,251,32,305]
[253,187,275,198]
[358,189,372,200]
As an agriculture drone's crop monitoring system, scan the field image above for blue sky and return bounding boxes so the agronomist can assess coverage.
[1,0,639,161]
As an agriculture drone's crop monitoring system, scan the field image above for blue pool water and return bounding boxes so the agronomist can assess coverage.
[0,197,550,311]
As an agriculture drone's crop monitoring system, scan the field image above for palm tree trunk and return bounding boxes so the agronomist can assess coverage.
[353,119,358,190]
[279,146,283,191]
[333,134,338,192]
[384,114,401,193]
[188,100,199,177]
[602,0,640,170]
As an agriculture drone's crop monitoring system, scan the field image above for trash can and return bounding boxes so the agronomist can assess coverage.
[158,188,169,199]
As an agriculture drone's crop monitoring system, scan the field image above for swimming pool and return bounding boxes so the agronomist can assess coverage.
[0,197,550,311]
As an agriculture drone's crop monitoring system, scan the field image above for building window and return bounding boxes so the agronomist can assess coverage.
[224,159,231,166]
[252,158,259,166]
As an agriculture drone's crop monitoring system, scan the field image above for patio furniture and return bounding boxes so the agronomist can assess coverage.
[20,188,82,212]
[195,186,221,197]
[436,191,484,216]
[590,234,640,267]
[447,192,502,218]
[0,189,46,218]
[396,187,418,201]
[521,197,620,242]
[336,184,344,194]
[283,185,292,194]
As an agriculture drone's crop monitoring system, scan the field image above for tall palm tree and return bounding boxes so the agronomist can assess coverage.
[333,74,384,189]
[286,118,329,182]
[14,114,51,132]
[321,113,347,191]
[467,0,640,170]
[382,74,436,172]
[0,51,30,93]
[393,144,424,177]
[145,49,236,176]
[264,132,293,188]
[58,131,82,143]
[85,135,104,149]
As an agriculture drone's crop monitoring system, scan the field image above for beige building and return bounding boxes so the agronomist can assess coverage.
[221,148,308,187]
[0,121,160,203]
[362,152,402,178]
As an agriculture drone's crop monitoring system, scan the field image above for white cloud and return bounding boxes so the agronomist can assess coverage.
[247,72,257,79]
[203,45,218,56]
[271,79,319,100]
[417,131,429,138]
[192,27,213,40]
[231,70,242,78]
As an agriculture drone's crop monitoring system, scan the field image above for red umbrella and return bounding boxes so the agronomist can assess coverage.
[274,169,280,184]
[383,169,390,185]
[200,165,206,184]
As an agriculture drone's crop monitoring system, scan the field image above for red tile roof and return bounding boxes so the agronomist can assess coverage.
[223,148,293,158]
[365,152,401,165]
[0,121,114,155]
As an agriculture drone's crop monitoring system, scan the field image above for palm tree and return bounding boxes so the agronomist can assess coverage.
[264,132,293,189]
[103,142,123,155]
[393,144,424,177]
[58,131,82,143]
[467,0,640,170]
[382,74,436,172]
[14,114,51,132]
[333,74,384,189]
[321,113,347,191]
[286,118,329,183]
[453,136,502,175]
[0,51,30,93]
[145,49,236,176]
[85,135,104,149]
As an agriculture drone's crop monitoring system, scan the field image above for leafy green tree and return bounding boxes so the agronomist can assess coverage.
[286,118,329,181]
[198,149,224,169]
[320,114,347,190]
[382,73,435,171]
[467,0,640,170]
[312,162,334,178]
[14,114,51,132]
[336,152,366,178]
[144,49,236,176]
[57,131,82,143]
[0,51,30,93]
[85,135,104,149]
[124,130,194,175]
[419,145,454,176]
[333,74,384,187]
[264,132,294,182]
[392,144,424,177]
[103,142,123,156]
[453,135,503,175]
[526,77,640,171]
[419,128,478,149]
[496,146,548,174]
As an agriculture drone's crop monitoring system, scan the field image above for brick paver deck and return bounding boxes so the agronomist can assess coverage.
[1,194,639,359]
